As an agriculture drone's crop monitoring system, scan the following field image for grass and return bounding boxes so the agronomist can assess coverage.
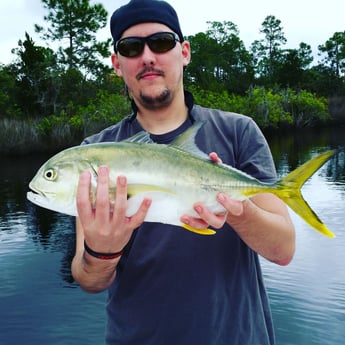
[0,117,120,155]
[0,118,81,155]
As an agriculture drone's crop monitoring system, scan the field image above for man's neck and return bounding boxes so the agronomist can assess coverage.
[135,100,188,135]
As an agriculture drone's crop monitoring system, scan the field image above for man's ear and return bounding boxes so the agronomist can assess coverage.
[111,53,123,77]
[181,41,191,67]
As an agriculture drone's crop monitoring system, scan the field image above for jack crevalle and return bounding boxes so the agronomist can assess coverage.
[27,122,336,237]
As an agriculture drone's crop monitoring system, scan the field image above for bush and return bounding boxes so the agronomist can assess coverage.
[242,87,293,128]
[72,89,131,137]
[190,85,329,128]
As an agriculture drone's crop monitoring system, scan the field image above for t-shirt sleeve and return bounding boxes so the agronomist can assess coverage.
[236,118,277,183]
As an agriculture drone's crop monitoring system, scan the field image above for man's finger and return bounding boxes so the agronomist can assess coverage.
[209,152,222,163]
[76,170,93,220]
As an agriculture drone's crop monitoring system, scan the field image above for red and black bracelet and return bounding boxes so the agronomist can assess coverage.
[84,241,124,260]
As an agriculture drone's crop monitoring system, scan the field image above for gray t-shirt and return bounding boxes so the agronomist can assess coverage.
[83,100,277,345]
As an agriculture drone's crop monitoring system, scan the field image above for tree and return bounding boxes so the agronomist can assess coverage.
[11,32,58,117]
[276,43,313,88]
[307,64,344,96]
[316,32,345,95]
[184,32,218,89]
[318,31,345,78]
[185,21,253,94]
[206,21,254,94]
[251,15,287,84]
[35,0,111,78]
[0,64,21,117]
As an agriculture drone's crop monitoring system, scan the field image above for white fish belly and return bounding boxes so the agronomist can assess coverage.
[125,188,226,227]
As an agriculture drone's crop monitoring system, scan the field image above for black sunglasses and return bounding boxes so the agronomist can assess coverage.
[115,32,180,58]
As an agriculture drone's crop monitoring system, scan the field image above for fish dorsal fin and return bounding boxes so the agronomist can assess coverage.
[124,131,154,144]
[170,121,209,159]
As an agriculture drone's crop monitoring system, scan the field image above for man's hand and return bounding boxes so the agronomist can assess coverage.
[76,166,152,254]
[180,152,228,230]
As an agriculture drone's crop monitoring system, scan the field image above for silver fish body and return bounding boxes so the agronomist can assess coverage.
[27,123,336,237]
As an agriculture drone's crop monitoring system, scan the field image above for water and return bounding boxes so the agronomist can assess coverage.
[261,180,345,344]
[0,127,344,345]
[262,127,345,344]
[0,155,107,345]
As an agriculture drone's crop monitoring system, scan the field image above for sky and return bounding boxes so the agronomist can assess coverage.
[1,0,344,65]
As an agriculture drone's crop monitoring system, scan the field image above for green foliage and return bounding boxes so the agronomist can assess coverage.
[10,33,59,118]
[36,88,130,141]
[185,21,254,94]
[71,89,130,137]
[189,85,234,110]
[0,65,21,118]
[250,15,287,83]
[280,89,330,127]
[242,87,292,127]
[190,85,292,127]
[318,31,345,77]
[190,85,328,128]
[275,43,313,88]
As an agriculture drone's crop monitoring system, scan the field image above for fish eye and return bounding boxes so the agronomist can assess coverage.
[44,168,57,181]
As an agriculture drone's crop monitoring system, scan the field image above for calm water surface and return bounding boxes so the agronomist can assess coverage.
[0,127,344,345]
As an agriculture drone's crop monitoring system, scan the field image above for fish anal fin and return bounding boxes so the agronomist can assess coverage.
[182,224,216,235]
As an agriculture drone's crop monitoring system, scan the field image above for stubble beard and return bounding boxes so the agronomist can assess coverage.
[138,88,172,110]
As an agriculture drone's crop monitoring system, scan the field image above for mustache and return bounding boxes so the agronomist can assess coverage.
[136,67,164,80]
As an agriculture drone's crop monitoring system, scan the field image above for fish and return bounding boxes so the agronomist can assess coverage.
[27,122,336,238]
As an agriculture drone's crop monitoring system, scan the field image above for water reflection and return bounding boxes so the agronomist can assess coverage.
[26,205,77,286]
[266,126,345,176]
[0,155,107,344]
[1,126,345,345]
[0,154,77,285]
[261,126,345,345]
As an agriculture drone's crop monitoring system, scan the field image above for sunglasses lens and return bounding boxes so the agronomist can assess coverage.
[116,32,179,58]
[117,38,145,57]
[148,33,177,53]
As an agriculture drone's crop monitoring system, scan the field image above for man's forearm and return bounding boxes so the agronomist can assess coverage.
[222,193,296,266]
[71,252,119,293]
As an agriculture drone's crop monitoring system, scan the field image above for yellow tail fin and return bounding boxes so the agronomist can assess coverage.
[274,150,336,238]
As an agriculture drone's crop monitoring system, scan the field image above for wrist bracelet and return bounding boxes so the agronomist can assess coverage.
[84,240,124,260]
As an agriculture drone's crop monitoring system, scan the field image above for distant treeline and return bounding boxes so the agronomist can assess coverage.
[0,1,344,154]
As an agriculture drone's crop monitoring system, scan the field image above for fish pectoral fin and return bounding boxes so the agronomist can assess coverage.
[124,131,154,144]
[182,223,216,235]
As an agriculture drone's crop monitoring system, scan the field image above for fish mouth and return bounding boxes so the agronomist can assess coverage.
[27,185,77,217]
[27,189,48,207]
[27,184,54,207]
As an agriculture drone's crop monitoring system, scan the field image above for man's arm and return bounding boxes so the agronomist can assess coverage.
[220,193,295,266]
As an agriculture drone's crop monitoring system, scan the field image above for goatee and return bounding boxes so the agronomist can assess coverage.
[139,88,172,110]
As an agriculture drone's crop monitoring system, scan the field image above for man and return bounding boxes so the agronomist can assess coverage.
[71,0,295,344]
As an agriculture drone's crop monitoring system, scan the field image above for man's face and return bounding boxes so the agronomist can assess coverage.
[112,22,191,110]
